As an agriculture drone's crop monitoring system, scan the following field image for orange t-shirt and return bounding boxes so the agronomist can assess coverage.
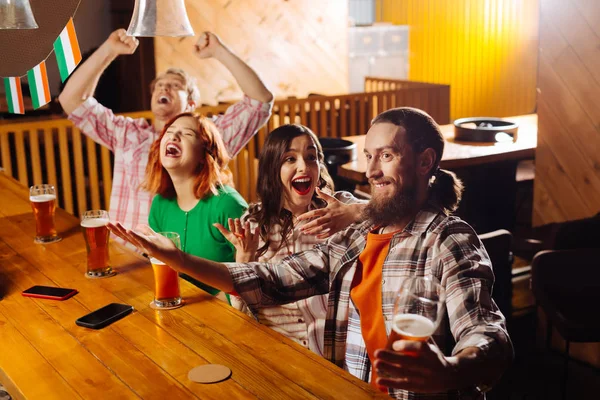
[350,228,399,391]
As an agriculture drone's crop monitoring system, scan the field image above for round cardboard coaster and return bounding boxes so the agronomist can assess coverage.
[149,299,184,311]
[84,270,116,279]
[188,364,232,384]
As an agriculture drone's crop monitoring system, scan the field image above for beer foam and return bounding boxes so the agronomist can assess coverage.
[150,257,166,265]
[392,314,435,338]
[29,194,56,202]
[80,218,110,228]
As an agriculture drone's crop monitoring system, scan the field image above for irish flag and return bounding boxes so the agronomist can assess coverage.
[54,18,82,82]
[27,61,51,109]
[3,77,25,114]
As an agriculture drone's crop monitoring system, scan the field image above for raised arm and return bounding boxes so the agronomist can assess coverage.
[195,32,273,103]
[58,29,138,115]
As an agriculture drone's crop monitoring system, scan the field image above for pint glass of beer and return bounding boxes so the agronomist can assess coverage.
[386,276,445,351]
[150,232,182,309]
[81,210,112,278]
[30,184,61,244]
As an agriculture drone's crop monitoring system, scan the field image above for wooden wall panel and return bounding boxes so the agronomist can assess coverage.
[376,0,539,120]
[534,0,600,226]
[154,0,348,105]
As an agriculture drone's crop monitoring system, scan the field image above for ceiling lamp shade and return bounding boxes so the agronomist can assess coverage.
[126,0,194,37]
[0,0,39,29]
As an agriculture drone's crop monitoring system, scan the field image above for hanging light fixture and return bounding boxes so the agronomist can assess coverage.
[0,0,39,29]
[127,0,194,37]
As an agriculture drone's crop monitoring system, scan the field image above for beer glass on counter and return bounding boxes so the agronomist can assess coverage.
[30,184,61,244]
[150,232,182,309]
[81,210,113,278]
[386,276,445,352]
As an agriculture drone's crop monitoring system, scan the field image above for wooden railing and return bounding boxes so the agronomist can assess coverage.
[0,80,450,216]
[364,77,450,124]
[0,118,112,216]
[0,104,230,217]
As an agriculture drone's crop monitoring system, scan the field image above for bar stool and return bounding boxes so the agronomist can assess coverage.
[531,248,600,399]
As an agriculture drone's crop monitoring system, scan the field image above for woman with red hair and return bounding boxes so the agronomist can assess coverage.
[143,112,247,301]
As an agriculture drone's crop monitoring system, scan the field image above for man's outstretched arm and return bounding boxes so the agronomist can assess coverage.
[108,222,330,306]
[109,222,235,292]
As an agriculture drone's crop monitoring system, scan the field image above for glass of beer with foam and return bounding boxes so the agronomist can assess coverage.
[387,276,445,352]
[30,184,61,244]
[81,210,113,278]
[150,232,182,309]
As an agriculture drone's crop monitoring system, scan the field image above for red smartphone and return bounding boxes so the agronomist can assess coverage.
[22,285,78,301]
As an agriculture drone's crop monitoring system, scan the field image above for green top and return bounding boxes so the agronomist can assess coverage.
[149,185,248,296]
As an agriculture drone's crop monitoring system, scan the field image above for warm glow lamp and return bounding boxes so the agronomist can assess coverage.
[0,0,39,29]
[127,0,194,37]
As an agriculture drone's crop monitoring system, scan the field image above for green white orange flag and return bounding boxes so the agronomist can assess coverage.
[27,61,51,109]
[3,77,25,114]
[54,18,82,82]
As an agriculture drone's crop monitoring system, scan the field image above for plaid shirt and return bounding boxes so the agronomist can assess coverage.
[228,203,512,400]
[232,191,362,356]
[68,96,272,229]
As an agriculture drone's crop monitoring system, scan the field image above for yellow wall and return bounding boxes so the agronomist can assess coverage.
[377,0,539,120]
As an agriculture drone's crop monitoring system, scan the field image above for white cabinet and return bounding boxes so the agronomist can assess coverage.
[348,25,409,93]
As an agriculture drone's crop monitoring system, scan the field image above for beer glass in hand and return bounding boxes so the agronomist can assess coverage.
[387,276,445,353]
[81,210,113,278]
[150,232,182,309]
[30,184,61,244]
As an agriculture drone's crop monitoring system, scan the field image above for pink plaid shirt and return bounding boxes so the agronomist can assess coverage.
[232,192,363,356]
[68,96,272,231]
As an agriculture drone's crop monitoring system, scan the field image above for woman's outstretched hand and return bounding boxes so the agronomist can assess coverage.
[213,218,259,263]
[298,188,365,239]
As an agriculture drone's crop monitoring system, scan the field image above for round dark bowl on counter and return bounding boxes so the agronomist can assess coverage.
[453,117,519,142]
[318,138,358,192]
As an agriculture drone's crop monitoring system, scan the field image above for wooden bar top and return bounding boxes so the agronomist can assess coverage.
[338,114,537,184]
[0,173,386,399]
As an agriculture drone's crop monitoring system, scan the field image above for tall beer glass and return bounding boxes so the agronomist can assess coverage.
[30,184,61,244]
[386,276,445,352]
[150,232,182,309]
[81,210,112,278]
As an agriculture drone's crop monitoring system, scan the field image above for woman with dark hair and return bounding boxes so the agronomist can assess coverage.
[214,124,366,356]
[143,112,247,302]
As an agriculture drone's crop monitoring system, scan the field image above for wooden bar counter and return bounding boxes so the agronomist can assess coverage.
[0,173,386,399]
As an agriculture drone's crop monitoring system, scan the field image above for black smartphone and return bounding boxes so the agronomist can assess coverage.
[75,303,134,329]
[22,285,78,301]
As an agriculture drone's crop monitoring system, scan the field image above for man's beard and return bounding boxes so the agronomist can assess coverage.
[362,182,417,227]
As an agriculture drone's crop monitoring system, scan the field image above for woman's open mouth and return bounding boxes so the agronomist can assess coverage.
[165,143,182,157]
[291,177,313,196]
[158,95,171,104]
